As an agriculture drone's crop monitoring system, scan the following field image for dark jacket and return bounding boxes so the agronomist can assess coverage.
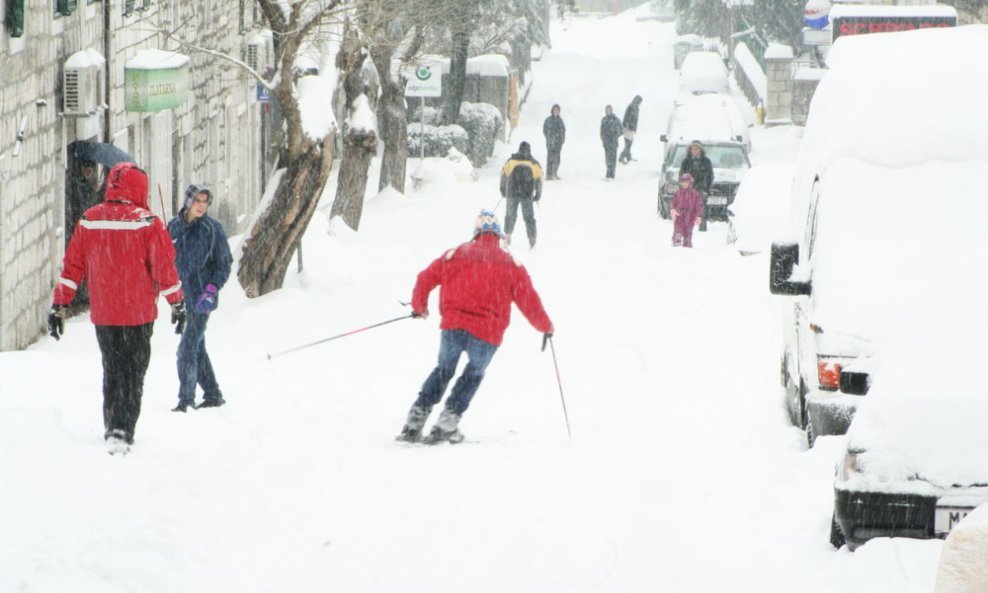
[542,115,566,150]
[600,114,623,147]
[622,96,643,132]
[680,149,714,194]
[499,150,544,201]
[167,209,233,308]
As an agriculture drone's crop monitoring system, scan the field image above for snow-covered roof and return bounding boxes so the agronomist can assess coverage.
[678,51,728,94]
[763,43,793,60]
[125,49,189,70]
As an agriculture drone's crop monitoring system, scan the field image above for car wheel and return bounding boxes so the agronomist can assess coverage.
[829,512,846,549]
[806,407,816,448]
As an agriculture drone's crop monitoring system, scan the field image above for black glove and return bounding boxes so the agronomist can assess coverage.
[48,305,68,340]
[541,330,554,352]
[412,309,429,319]
[171,301,186,335]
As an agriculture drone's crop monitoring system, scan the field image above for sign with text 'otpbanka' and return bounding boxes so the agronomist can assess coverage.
[405,65,442,98]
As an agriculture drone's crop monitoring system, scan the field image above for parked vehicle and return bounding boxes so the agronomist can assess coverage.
[933,503,988,592]
[668,93,751,152]
[672,34,704,69]
[657,141,750,220]
[726,163,793,255]
[678,51,728,94]
[768,25,988,446]
[831,289,988,551]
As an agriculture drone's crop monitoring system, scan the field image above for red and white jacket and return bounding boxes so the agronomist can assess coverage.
[412,233,552,346]
[53,162,183,326]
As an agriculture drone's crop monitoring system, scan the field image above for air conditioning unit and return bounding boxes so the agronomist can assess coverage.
[64,49,106,116]
[245,31,275,75]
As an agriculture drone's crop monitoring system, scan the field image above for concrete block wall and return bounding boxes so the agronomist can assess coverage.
[764,44,794,126]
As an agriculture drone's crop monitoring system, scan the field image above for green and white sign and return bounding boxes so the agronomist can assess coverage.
[405,65,442,98]
[125,50,190,112]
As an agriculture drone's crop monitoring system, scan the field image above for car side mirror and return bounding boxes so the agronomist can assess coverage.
[735,135,743,142]
[660,134,668,143]
[769,242,811,296]
[840,371,870,395]
[726,208,735,218]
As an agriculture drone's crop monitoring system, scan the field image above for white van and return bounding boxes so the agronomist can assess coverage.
[768,25,988,446]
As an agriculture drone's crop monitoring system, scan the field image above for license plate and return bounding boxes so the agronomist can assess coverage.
[935,505,973,535]
[707,196,728,205]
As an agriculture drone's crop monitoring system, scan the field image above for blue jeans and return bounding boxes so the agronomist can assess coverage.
[414,329,498,416]
[176,311,222,406]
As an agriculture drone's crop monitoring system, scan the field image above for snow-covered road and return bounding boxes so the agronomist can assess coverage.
[0,5,943,592]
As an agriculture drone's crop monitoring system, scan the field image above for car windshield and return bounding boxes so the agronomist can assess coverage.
[668,144,749,170]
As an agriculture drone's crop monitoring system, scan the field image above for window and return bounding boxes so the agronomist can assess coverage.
[136,0,151,13]
[123,0,134,17]
[56,0,77,16]
[6,0,24,36]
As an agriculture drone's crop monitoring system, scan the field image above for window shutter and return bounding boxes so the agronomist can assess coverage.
[6,0,25,36]
[124,0,135,16]
[57,0,78,16]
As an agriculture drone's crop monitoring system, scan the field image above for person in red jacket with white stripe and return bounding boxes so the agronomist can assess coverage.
[48,162,185,454]
[398,210,554,444]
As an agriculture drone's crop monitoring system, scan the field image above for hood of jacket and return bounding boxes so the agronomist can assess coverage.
[104,162,149,208]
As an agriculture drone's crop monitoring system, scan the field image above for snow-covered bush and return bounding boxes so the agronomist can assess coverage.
[407,123,469,158]
[456,102,503,167]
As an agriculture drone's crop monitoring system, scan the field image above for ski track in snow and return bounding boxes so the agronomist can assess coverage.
[0,5,943,593]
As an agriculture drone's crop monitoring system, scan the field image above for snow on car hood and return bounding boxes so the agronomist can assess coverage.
[712,168,744,183]
[847,288,988,490]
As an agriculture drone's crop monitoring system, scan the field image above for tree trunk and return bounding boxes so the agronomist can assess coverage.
[375,60,408,193]
[441,24,470,125]
[331,127,378,230]
[237,132,336,297]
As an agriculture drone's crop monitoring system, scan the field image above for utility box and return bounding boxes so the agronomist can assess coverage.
[63,49,106,116]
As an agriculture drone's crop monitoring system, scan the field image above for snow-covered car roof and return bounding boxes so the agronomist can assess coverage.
[846,285,988,491]
[729,163,794,254]
[678,51,728,94]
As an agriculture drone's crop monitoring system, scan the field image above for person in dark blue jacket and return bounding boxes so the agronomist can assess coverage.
[167,184,233,412]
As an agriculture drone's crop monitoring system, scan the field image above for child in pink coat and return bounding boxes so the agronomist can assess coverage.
[671,173,704,248]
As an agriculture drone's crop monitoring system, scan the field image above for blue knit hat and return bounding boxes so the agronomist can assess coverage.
[474,209,506,238]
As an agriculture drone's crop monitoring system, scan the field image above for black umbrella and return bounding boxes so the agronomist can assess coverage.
[70,141,133,168]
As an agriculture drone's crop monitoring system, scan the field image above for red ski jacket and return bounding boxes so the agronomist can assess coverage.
[412,233,553,347]
[53,162,183,326]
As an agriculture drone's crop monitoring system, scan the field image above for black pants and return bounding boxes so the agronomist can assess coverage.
[620,137,634,162]
[604,144,618,178]
[95,323,153,443]
[546,147,561,178]
[698,191,709,231]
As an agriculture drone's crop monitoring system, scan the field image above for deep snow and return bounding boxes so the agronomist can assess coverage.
[0,5,948,592]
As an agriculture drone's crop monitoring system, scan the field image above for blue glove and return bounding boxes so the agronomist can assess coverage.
[194,284,218,315]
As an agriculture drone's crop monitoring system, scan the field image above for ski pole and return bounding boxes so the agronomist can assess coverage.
[542,334,572,441]
[267,314,414,360]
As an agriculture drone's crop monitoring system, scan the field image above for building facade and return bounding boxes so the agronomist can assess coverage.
[0,1,273,351]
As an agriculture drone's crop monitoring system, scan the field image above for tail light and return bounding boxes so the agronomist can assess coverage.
[817,360,841,391]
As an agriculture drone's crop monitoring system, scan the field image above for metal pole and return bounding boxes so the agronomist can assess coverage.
[542,334,572,441]
[267,314,414,360]
[420,96,425,161]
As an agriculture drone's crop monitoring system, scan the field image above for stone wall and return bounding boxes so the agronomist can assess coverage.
[763,44,793,126]
[0,0,266,351]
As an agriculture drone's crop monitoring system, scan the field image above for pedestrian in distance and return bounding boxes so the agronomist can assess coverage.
[167,184,233,413]
[398,210,554,444]
[600,105,623,180]
[48,162,186,455]
[619,95,643,164]
[499,141,544,248]
[671,173,704,248]
[542,104,566,180]
[679,140,713,231]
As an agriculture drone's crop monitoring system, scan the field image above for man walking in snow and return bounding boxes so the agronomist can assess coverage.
[619,95,642,164]
[168,184,233,412]
[600,105,623,180]
[48,162,185,454]
[398,210,554,444]
[499,141,544,248]
[542,104,566,180]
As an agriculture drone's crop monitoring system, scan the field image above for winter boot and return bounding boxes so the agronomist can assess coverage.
[396,405,431,442]
[171,402,191,413]
[197,396,226,409]
[422,408,465,444]
[105,429,131,456]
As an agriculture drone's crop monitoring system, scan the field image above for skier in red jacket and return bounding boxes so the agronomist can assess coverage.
[48,162,185,454]
[398,210,554,444]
